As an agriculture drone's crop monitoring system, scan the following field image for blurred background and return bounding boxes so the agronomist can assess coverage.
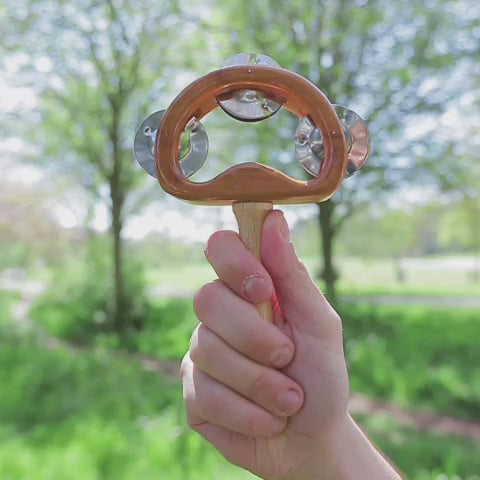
[1,0,479,479]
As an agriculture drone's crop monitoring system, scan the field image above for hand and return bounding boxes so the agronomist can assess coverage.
[181,210,401,480]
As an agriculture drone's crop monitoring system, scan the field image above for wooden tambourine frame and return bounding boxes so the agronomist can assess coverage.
[154,65,348,322]
[155,65,348,205]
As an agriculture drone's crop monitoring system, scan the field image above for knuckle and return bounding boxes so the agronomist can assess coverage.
[240,324,263,357]
[326,308,343,338]
[246,410,285,437]
[179,352,191,379]
[295,258,309,276]
[198,388,224,418]
[205,230,236,257]
[193,281,222,321]
[188,324,213,366]
[245,411,262,435]
[188,325,202,363]
[248,370,269,399]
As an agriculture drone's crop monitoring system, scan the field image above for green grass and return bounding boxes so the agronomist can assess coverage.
[0,290,20,323]
[341,304,480,420]
[31,287,480,421]
[136,300,480,420]
[332,256,480,297]
[0,331,256,480]
[145,255,480,298]
[355,413,480,480]
[11,272,480,479]
[134,299,480,421]
[0,329,478,479]
[146,262,215,293]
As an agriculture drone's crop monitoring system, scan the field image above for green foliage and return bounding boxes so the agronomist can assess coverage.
[31,238,148,343]
[0,290,20,324]
[0,334,254,480]
[355,414,480,479]
[130,298,197,359]
[341,304,480,419]
[0,244,32,270]
[0,314,479,479]
[118,296,480,420]
[439,197,480,254]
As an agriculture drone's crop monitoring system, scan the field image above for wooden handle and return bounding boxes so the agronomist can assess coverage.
[233,201,274,323]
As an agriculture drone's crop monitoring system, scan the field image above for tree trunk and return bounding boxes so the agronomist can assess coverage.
[109,106,126,334]
[394,256,406,283]
[317,199,338,305]
[111,187,125,333]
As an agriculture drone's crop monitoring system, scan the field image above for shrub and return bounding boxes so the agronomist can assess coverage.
[31,236,149,344]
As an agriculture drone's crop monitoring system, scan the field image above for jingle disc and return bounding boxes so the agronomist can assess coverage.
[218,53,282,122]
[295,105,370,178]
[294,116,324,177]
[134,110,209,178]
[334,105,370,177]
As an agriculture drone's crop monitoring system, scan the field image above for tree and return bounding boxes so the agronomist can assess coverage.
[0,180,67,269]
[203,0,478,303]
[197,0,474,300]
[3,0,202,333]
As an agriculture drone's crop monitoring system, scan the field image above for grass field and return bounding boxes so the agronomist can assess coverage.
[1,327,479,480]
[146,255,480,297]
[2,267,480,480]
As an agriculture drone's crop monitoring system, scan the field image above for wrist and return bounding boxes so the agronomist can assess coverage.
[281,414,403,480]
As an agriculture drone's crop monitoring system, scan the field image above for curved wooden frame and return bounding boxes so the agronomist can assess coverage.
[155,66,347,205]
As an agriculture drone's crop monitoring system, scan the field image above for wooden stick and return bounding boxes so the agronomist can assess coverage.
[233,201,274,323]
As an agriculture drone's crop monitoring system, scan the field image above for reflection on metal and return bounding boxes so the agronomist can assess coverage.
[334,105,370,178]
[134,110,209,178]
[218,53,282,122]
[295,105,370,178]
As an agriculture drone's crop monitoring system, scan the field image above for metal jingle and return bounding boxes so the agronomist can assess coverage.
[334,105,370,178]
[218,53,283,122]
[134,110,209,179]
[294,105,370,178]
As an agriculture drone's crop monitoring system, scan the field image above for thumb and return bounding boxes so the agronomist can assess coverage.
[261,210,341,340]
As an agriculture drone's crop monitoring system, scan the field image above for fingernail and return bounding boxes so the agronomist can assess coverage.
[280,216,290,241]
[243,274,268,301]
[277,389,301,416]
[270,346,293,368]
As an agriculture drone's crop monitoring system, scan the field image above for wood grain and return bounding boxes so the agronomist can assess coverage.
[155,65,347,205]
[233,201,274,323]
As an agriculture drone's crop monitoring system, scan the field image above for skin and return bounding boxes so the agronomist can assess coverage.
[181,210,403,480]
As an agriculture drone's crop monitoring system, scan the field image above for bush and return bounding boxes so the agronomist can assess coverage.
[341,304,480,419]
[129,298,197,359]
[31,236,149,344]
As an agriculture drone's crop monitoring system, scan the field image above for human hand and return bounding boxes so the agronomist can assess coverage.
[181,210,401,480]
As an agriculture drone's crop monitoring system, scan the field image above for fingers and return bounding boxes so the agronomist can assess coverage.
[181,353,288,437]
[205,231,273,304]
[261,211,343,342]
[189,323,303,417]
[194,280,294,368]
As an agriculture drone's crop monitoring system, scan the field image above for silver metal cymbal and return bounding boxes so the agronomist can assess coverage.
[218,53,282,122]
[134,110,209,178]
[295,105,370,178]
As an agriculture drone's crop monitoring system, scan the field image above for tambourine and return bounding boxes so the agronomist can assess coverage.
[134,53,370,321]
